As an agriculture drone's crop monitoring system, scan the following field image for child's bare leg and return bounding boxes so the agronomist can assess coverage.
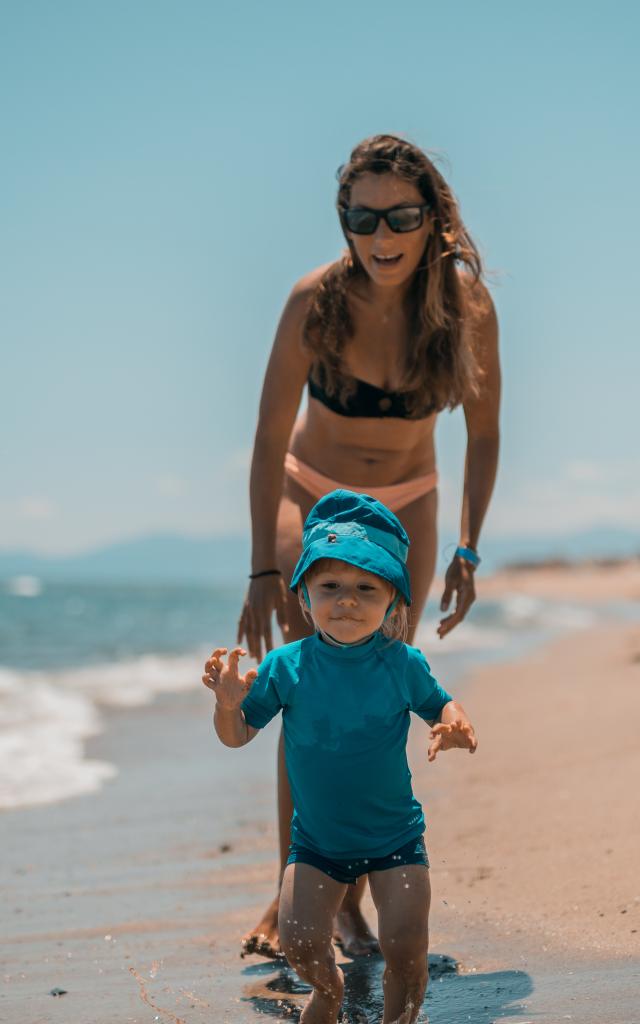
[369,864,431,1024]
[279,863,347,1024]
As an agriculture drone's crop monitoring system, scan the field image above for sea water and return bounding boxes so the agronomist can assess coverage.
[0,577,631,811]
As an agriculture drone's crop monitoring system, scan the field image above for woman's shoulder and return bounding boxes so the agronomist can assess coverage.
[275,262,339,334]
[458,268,495,319]
[273,262,344,352]
[290,260,341,301]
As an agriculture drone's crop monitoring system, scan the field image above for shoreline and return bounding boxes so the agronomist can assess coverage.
[1,567,639,1022]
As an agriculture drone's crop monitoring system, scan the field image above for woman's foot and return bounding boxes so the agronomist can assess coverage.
[333,902,380,958]
[240,895,284,960]
[241,892,379,961]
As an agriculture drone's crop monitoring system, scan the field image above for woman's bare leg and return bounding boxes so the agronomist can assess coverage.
[241,485,315,959]
[240,728,296,958]
[402,487,439,645]
[241,485,438,959]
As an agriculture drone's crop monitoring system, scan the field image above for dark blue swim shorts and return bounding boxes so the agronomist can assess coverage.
[286,834,429,885]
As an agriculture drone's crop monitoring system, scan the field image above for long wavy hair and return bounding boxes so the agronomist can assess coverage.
[303,134,488,416]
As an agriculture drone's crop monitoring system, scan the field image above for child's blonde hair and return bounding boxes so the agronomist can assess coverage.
[299,558,409,643]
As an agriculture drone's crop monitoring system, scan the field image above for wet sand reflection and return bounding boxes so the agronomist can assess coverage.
[242,951,533,1022]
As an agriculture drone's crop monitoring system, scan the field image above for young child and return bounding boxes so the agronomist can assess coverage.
[203,490,477,1024]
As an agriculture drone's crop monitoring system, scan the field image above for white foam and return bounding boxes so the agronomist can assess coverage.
[61,650,206,708]
[415,619,509,654]
[5,575,43,597]
[0,651,212,811]
[500,593,545,624]
[499,592,598,630]
[0,667,115,810]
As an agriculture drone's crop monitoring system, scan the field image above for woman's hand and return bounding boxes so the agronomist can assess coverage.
[237,575,290,662]
[202,647,258,709]
[437,556,476,638]
[427,718,478,762]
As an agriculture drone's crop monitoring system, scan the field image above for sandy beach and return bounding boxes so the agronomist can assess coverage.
[478,558,640,605]
[1,561,639,1023]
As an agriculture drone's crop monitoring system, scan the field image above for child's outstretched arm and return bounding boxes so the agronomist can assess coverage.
[202,647,259,748]
[427,700,478,762]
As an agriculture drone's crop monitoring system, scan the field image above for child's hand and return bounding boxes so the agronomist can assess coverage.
[428,719,478,762]
[202,647,258,710]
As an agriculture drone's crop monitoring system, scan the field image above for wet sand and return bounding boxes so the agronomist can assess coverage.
[1,565,639,1023]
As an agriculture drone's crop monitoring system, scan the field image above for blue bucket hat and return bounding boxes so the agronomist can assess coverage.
[290,489,411,605]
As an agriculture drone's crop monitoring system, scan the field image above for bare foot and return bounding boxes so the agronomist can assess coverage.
[241,893,380,961]
[240,895,285,960]
[299,966,344,1024]
[333,903,380,958]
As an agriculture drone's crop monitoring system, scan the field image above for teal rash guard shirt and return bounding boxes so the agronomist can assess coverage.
[241,632,453,860]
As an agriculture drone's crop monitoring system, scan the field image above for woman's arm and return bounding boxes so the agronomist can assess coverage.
[439,286,501,637]
[249,278,314,573]
[238,271,319,659]
[460,289,501,547]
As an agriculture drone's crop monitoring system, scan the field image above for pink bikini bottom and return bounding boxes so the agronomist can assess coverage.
[284,452,438,513]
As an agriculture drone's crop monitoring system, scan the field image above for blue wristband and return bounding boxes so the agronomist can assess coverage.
[455,545,480,568]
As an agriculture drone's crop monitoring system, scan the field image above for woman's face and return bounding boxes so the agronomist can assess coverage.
[344,172,433,288]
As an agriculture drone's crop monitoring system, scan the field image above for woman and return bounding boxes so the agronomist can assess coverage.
[237,134,501,959]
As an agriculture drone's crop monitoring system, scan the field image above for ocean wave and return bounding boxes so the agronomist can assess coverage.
[61,650,208,707]
[415,620,510,654]
[4,575,43,598]
[0,651,213,811]
[0,667,116,810]
[498,592,598,630]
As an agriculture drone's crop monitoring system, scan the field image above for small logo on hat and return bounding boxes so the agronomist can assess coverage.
[327,533,337,542]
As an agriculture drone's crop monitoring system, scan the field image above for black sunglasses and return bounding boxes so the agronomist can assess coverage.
[342,204,430,235]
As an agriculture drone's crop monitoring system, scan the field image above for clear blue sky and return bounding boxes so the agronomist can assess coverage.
[2,0,639,554]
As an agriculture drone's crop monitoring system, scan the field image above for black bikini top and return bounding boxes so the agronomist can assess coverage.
[308,367,436,420]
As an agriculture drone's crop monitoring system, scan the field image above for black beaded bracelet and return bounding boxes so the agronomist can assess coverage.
[248,569,282,580]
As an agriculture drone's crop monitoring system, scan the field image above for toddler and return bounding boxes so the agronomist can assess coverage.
[203,489,477,1024]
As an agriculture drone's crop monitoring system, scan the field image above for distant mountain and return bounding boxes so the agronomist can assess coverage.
[0,534,250,584]
[0,525,637,584]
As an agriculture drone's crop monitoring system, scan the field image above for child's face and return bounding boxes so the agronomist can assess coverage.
[304,560,394,642]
